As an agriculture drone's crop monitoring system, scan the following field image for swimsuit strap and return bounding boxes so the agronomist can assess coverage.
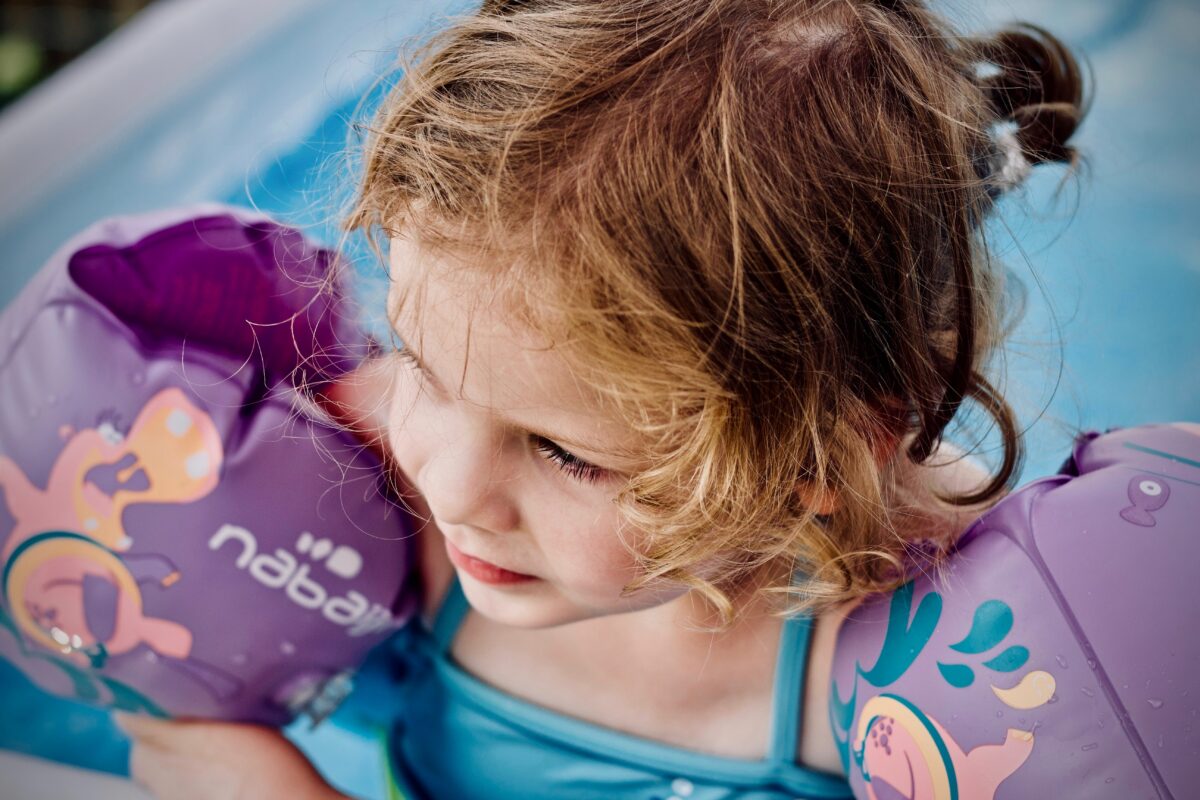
[430,577,470,653]
[767,609,814,766]
[429,574,815,766]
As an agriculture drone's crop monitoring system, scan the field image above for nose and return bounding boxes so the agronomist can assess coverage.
[418,417,521,534]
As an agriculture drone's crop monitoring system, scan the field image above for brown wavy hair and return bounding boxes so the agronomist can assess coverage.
[344,0,1088,620]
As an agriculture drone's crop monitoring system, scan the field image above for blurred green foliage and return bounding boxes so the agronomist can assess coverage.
[0,0,155,110]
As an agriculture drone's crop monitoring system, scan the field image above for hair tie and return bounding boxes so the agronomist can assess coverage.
[984,126,1032,198]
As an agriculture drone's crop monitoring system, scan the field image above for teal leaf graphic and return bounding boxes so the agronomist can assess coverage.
[859,582,943,687]
[0,602,19,641]
[829,678,857,734]
[101,676,168,717]
[982,645,1029,673]
[39,654,101,702]
[937,662,975,688]
[829,679,856,775]
[949,599,1013,654]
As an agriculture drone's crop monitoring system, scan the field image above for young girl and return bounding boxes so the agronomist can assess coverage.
[117,0,1086,797]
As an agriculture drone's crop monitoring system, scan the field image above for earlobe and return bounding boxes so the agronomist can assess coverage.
[796,482,839,516]
[796,410,905,516]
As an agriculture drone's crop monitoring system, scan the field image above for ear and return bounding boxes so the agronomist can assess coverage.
[870,398,909,463]
[796,482,839,516]
[796,405,907,515]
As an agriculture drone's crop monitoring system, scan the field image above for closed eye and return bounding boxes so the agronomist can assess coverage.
[394,343,442,390]
[532,435,606,484]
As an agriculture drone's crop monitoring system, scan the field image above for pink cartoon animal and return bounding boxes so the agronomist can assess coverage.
[0,387,223,560]
[0,388,223,669]
[853,694,1033,800]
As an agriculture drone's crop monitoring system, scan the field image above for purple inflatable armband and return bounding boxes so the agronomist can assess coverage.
[0,206,417,725]
[829,423,1200,799]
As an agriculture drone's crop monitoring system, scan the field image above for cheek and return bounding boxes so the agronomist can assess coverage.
[385,372,432,474]
[541,501,642,598]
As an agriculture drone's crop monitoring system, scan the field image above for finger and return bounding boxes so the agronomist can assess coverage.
[113,712,183,745]
[128,739,191,798]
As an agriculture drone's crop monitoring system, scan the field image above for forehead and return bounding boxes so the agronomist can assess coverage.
[386,233,641,459]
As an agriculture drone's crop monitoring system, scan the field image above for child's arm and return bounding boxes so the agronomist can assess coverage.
[317,353,397,462]
[320,357,456,619]
[117,714,349,800]
[823,424,1200,799]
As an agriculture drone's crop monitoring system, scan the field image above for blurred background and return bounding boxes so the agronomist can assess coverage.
[0,1,157,111]
[0,0,1197,798]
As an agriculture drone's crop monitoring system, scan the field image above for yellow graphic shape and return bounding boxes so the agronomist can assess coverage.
[68,387,224,550]
[854,695,954,800]
[5,536,140,653]
[991,670,1056,710]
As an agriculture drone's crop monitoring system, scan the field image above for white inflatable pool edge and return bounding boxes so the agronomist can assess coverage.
[0,0,324,227]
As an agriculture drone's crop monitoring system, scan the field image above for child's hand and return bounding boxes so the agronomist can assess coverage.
[115,713,345,800]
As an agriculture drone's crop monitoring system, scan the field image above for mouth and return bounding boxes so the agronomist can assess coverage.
[445,539,538,586]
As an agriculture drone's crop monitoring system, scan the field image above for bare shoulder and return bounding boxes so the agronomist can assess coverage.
[798,603,855,776]
[796,441,991,773]
[915,438,993,499]
[320,357,455,619]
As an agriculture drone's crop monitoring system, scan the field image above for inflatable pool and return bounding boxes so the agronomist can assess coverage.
[0,0,1195,797]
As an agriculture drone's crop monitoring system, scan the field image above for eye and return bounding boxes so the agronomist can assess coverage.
[532,435,606,484]
[394,344,441,390]
[394,343,422,372]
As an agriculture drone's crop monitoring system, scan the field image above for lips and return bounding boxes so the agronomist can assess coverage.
[445,539,537,586]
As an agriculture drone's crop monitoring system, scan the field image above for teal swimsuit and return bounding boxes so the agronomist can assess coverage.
[386,581,853,799]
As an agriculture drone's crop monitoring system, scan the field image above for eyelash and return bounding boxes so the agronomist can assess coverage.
[532,436,606,484]
[394,343,423,373]
[396,343,605,485]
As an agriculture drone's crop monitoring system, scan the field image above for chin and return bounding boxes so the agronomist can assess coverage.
[457,577,618,629]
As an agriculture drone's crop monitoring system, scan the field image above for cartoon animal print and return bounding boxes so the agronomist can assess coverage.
[854,695,1034,800]
[0,387,222,558]
[1119,475,1170,527]
[830,585,1056,800]
[0,388,239,705]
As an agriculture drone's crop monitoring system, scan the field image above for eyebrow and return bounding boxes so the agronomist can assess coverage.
[395,335,640,463]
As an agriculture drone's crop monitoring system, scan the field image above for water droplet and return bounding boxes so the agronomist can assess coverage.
[1018,717,1027,726]
[1087,659,1097,670]
[1105,777,1115,785]
[1047,694,1059,704]
[1157,734,1165,749]
[995,710,1004,718]
[1081,687,1095,698]
[1081,742,1099,752]
[1148,698,1164,710]
[1055,655,1069,669]
[280,641,296,655]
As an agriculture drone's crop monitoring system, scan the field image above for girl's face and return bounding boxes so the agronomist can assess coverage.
[385,234,684,628]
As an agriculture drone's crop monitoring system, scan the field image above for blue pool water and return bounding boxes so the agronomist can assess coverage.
[0,1,1196,797]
